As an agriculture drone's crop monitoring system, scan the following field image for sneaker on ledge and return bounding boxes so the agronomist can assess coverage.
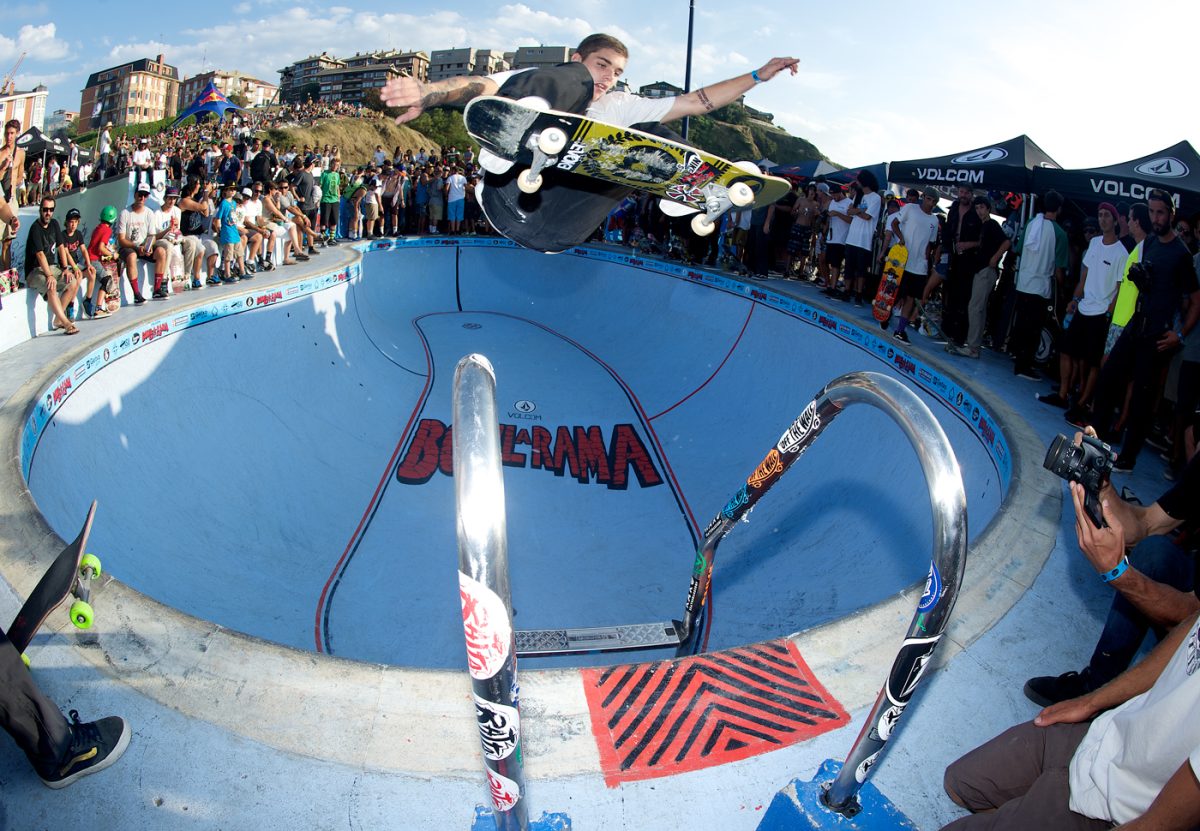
[1023,670,1095,708]
[38,710,131,790]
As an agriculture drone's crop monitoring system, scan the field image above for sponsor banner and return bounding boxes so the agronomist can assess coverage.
[19,261,363,481]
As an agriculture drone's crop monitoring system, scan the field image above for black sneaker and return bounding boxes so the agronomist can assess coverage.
[1037,392,1070,408]
[82,298,94,318]
[133,294,147,305]
[326,237,340,247]
[151,288,168,300]
[38,710,131,789]
[1023,670,1094,707]
[307,247,321,256]
[878,317,890,331]
[893,329,910,344]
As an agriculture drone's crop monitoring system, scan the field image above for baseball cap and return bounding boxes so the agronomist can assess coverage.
[65,208,81,220]
[135,181,152,194]
[1098,201,1119,221]
[922,186,941,202]
[165,186,180,198]
[816,182,830,194]
[241,187,254,197]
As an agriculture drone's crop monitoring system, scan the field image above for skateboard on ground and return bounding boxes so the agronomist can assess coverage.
[8,501,101,666]
[872,243,908,323]
[464,96,791,237]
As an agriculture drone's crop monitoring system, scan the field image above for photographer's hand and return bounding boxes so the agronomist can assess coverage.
[1072,482,1127,575]
[1157,330,1182,352]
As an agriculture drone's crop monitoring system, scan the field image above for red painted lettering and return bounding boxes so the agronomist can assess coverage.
[395,419,446,484]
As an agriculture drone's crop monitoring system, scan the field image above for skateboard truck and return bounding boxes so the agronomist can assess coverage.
[516,127,569,194]
[20,553,101,668]
[688,181,756,237]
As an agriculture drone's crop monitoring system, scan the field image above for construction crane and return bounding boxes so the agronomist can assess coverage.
[2,52,27,95]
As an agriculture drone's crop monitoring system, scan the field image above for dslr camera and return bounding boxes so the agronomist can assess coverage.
[1126,259,1154,294]
[1043,433,1115,527]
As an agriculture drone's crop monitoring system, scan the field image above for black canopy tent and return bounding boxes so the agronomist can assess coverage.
[889,134,1060,194]
[1031,140,1200,217]
[14,126,67,159]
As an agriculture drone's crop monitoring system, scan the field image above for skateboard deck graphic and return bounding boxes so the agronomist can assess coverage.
[8,501,101,660]
[872,243,908,323]
[464,96,791,215]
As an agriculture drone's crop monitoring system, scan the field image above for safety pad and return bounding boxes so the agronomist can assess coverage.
[583,640,849,786]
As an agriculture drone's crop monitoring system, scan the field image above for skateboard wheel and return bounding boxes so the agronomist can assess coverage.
[728,182,755,207]
[517,170,543,194]
[691,214,716,236]
[515,95,551,112]
[81,553,102,579]
[732,160,762,175]
[537,127,567,156]
[21,653,30,668]
[69,599,94,630]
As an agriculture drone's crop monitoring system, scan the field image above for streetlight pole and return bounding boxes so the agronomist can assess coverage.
[682,0,695,141]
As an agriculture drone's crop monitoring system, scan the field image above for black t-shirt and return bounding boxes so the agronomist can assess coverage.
[1135,234,1198,336]
[25,218,64,277]
[63,227,86,266]
[978,218,1007,263]
[250,151,275,182]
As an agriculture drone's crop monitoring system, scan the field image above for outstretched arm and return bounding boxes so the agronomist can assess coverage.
[664,57,799,122]
[381,75,501,124]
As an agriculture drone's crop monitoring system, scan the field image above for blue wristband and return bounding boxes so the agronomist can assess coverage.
[751,70,762,83]
[1101,555,1129,583]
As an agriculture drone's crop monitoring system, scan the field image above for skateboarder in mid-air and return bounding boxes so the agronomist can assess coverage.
[381,34,798,251]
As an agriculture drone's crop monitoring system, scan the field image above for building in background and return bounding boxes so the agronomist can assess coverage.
[427,48,478,82]
[0,84,48,131]
[346,50,429,82]
[317,62,402,107]
[639,81,683,99]
[277,53,346,104]
[179,71,278,111]
[79,54,179,131]
[511,46,570,70]
[44,108,77,135]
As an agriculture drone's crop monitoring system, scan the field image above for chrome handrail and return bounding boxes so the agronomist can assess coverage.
[677,371,967,813]
[453,354,529,831]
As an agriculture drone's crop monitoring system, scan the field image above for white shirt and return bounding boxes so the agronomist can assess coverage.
[98,130,111,155]
[117,206,154,247]
[845,191,880,251]
[241,198,263,226]
[152,205,181,238]
[447,173,467,201]
[1078,235,1126,316]
[827,196,852,245]
[892,203,939,276]
[132,148,152,169]
[1070,616,1200,824]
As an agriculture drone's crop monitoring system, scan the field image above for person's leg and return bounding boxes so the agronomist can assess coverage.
[965,266,995,351]
[0,627,73,775]
[1116,340,1171,468]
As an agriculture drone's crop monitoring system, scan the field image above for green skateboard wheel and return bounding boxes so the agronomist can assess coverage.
[70,600,94,629]
[21,653,30,668]
[80,553,102,578]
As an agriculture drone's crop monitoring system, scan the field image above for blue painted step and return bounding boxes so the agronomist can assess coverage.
[471,806,572,830]
[757,759,918,831]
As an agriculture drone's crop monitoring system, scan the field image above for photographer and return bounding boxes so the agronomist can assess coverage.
[1089,189,1200,472]
[1026,429,1200,706]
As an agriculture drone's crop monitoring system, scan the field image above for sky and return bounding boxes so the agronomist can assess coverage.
[4,0,1197,170]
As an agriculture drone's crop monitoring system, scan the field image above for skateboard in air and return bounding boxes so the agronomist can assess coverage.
[464,96,792,237]
[872,243,908,323]
[8,501,101,666]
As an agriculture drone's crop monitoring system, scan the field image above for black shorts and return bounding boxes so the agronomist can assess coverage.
[826,243,846,269]
[1060,312,1109,365]
[843,245,871,280]
[898,271,928,300]
[787,224,812,255]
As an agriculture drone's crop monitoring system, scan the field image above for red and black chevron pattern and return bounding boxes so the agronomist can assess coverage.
[582,640,848,785]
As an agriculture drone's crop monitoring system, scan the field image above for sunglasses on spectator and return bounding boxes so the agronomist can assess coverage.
[40,206,55,213]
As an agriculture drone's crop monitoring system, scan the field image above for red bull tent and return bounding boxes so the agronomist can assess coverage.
[888,135,1060,193]
[172,81,244,126]
[1031,140,1200,217]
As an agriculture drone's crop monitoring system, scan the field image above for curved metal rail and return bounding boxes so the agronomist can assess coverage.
[452,354,528,831]
[676,371,968,812]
